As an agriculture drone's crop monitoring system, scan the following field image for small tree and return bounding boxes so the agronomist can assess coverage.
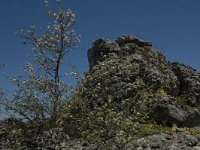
[1,0,80,124]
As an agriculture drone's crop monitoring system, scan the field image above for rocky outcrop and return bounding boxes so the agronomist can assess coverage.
[87,36,152,69]
[1,35,200,149]
[81,35,200,127]
[172,62,200,106]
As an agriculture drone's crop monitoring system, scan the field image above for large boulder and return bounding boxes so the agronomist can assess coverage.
[172,62,200,106]
[149,94,200,126]
[79,35,200,127]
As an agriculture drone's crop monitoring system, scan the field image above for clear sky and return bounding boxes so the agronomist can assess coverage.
[0,0,200,89]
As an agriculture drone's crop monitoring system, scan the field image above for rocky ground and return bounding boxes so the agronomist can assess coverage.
[1,122,200,150]
[1,35,200,149]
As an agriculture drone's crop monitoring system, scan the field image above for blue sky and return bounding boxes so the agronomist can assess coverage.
[0,0,200,89]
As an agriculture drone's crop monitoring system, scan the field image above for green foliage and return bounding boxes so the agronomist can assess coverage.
[134,123,172,136]
[57,93,173,140]
[182,127,200,134]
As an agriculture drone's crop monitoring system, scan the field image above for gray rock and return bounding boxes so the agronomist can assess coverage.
[124,132,200,150]
[172,62,200,106]
[82,35,200,126]
[88,38,120,69]
[149,94,200,126]
[193,146,200,150]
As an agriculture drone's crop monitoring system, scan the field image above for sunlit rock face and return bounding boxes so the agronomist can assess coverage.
[82,35,200,126]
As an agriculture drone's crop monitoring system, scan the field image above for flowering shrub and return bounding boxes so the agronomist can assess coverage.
[0,0,80,125]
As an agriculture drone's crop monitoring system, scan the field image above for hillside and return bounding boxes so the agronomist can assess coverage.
[1,35,200,149]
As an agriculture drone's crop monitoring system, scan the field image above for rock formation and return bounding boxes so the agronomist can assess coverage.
[1,35,200,149]
[82,35,200,127]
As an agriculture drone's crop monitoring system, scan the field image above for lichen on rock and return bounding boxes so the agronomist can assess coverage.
[79,35,200,127]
